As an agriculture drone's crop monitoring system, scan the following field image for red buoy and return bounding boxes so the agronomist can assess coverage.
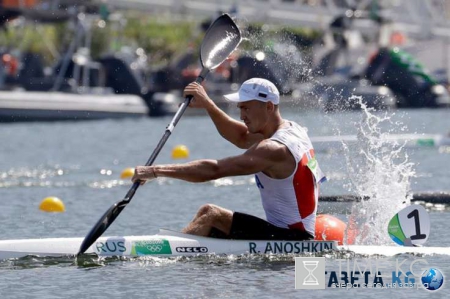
[314,214,346,245]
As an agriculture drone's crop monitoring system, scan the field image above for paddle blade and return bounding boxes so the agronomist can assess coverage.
[200,14,241,70]
[388,204,430,246]
[77,199,128,255]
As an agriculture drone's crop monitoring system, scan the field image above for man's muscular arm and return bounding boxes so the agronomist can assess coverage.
[183,82,263,149]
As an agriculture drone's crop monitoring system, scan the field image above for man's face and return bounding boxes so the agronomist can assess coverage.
[237,100,270,133]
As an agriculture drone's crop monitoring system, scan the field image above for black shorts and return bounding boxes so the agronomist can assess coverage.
[209,212,313,241]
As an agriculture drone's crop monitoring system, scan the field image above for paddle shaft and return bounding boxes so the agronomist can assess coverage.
[123,71,209,203]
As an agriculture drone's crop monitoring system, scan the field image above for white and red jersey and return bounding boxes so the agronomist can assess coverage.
[254,121,326,236]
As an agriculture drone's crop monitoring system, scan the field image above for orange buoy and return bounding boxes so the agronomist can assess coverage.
[345,215,358,245]
[314,214,346,245]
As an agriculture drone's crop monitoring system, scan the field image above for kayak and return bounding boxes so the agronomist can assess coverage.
[0,229,449,260]
[0,229,335,260]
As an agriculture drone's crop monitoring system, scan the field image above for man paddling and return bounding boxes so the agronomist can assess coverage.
[132,78,326,240]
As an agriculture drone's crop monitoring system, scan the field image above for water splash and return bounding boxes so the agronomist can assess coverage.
[343,97,415,245]
[234,25,312,94]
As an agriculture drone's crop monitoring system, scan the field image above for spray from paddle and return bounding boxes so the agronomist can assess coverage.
[343,97,415,245]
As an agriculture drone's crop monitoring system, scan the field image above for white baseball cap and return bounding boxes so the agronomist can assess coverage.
[223,78,280,105]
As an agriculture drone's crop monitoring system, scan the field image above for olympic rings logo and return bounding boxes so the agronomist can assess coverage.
[146,245,163,252]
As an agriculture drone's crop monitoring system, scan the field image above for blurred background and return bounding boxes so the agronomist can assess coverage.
[1,0,450,121]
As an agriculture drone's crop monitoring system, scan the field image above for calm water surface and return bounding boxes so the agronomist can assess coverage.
[1,108,449,298]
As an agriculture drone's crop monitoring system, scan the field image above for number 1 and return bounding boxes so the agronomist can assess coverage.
[408,209,427,240]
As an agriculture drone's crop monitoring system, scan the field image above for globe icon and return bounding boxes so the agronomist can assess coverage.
[421,268,444,291]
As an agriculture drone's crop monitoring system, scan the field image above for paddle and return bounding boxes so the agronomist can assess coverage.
[77,14,241,255]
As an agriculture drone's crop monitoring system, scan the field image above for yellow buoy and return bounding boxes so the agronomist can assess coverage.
[120,167,135,179]
[171,145,190,159]
[39,197,65,213]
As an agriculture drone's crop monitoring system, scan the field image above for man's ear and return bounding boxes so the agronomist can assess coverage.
[267,101,275,112]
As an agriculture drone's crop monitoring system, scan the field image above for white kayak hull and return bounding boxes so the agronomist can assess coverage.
[0,229,448,260]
